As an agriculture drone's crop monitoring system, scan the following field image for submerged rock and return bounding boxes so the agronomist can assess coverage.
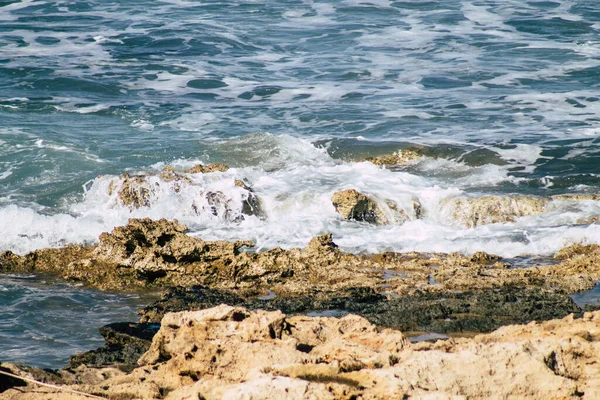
[5,306,600,399]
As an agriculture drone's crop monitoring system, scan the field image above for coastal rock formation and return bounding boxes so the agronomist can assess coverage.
[184,163,229,174]
[67,322,159,371]
[362,147,425,166]
[105,164,264,221]
[139,285,580,335]
[331,189,421,225]
[440,193,600,227]
[0,219,380,292]
[3,306,600,399]
[2,218,600,297]
[331,189,391,224]
[441,195,550,227]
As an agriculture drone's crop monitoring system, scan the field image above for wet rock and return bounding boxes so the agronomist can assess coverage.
[105,164,264,222]
[441,195,550,227]
[158,166,191,183]
[551,193,600,201]
[67,322,159,371]
[3,218,600,297]
[441,193,600,228]
[111,173,153,209]
[235,179,264,218]
[184,163,229,174]
[0,220,379,292]
[363,147,425,166]
[331,189,390,224]
[139,285,579,335]
[554,243,600,260]
[7,307,600,399]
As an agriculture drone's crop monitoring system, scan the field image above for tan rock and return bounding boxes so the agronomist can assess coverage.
[551,193,600,201]
[104,164,265,220]
[114,173,154,208]
[441,195,550,227]
[331,189,390,225]
[363,147,425,166]
[184,163,229,174]
[5,307,600,399]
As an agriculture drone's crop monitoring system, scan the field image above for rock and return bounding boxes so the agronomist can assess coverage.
[105,164,264,221]
[111,173,154,209]
[6,307,600,399]
[184,163,229,174]
[441,193,600,227]
[139,285,580,335]
[331,189,389,225]
[3,217,600,298]
[235,179,264,218]
[554,243,600,260]
[67,322,159,371]
[441,195,550,227]
[158,166,191,183]
[363,147,425,166]
[551,193,600,201]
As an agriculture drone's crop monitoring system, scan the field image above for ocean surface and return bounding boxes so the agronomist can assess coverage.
[2,0,600,368]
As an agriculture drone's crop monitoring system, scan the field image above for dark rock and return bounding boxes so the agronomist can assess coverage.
[67,322,159,371]
[138,285,580,334]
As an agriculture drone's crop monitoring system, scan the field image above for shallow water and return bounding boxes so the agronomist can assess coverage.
[571,283,600,309]
[0,275,156,369]
[2,0,600,368]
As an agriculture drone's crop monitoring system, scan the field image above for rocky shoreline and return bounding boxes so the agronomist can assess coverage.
[1,157,600,399]
[0,214,599,398]
[1,306,600,399]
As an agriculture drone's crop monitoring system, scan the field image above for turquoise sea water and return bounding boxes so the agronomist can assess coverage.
[2,0,600,367]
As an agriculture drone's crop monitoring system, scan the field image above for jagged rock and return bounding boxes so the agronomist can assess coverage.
[441,195,550,227]
[441,193,600,227]
[0,220,378,292]
[105,164,264,221]
[158,166,190,183]
[184,163,229,174]
[110,174,154,208]
[551,193,600,201]
[3,218,600,297]
[331,189,390,225]
[235,179,264,218]
[6,307,600,399]
[363,147,425,166]
[67,323,159,371]
[139,285,580,334]
[554,243,600,260]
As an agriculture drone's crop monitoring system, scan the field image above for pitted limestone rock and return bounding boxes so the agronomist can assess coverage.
[5,308,600,399]
[441,195,550,227]
[362,147,425,166]
[332,189,392,225]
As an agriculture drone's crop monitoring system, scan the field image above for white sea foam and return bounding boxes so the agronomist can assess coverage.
[1,135,599,258]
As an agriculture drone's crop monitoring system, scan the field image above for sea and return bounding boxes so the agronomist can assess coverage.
[1,0,600,368]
